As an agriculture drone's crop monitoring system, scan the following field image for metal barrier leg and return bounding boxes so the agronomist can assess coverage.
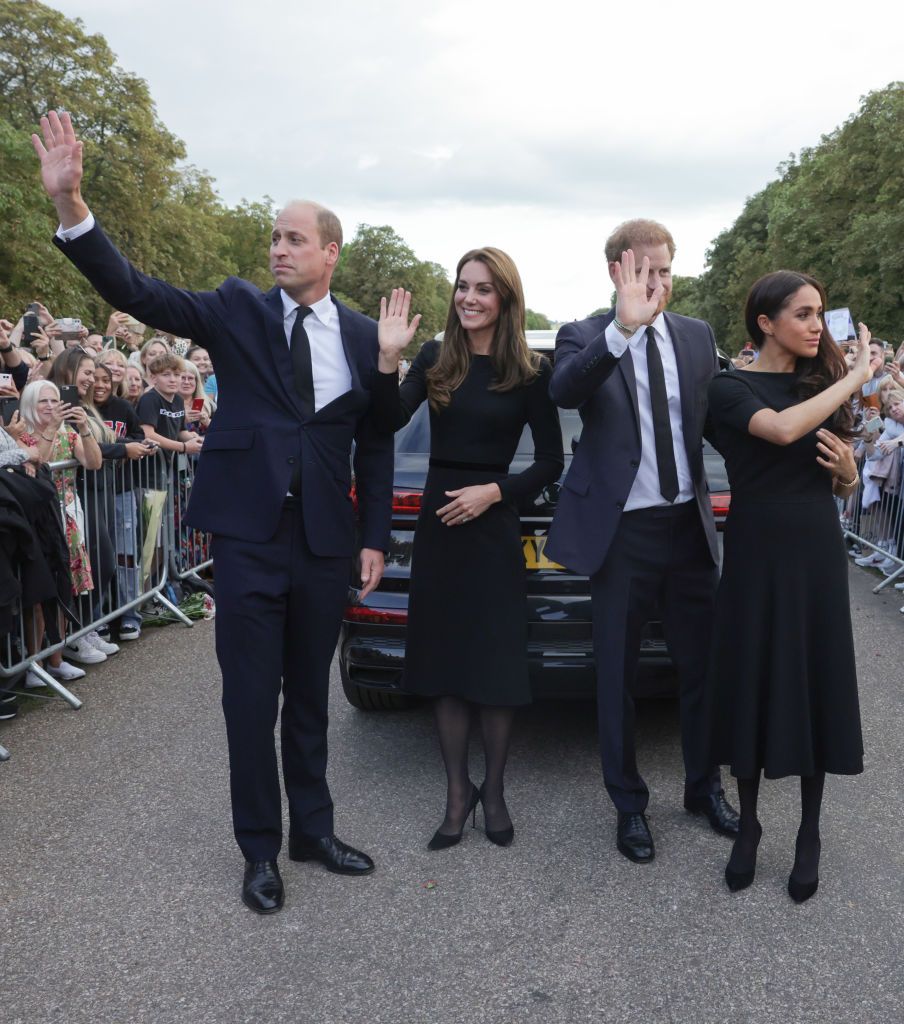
[0,742,9,761]
[153,590,195,627]
[24,662,83,710]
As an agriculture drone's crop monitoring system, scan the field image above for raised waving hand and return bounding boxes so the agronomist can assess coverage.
[611,249,664,331]
[30,110,89,227]
[377,288,421,373]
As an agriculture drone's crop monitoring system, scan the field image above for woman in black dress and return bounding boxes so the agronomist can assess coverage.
[706,271,872,902]
[374,249,563,849]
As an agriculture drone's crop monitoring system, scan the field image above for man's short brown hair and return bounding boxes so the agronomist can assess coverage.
[147,353,182,376]
[605,219,676,263]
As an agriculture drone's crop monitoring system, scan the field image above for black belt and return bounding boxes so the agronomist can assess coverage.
[429,458,508,474]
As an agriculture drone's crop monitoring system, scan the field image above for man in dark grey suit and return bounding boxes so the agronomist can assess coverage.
[547,219,738,863]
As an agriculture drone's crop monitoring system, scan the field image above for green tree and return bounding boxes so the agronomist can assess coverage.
[525,308,551,329]
[333,225,450,351]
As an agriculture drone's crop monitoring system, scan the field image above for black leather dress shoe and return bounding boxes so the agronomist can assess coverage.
[288,834,375,875]
[242,860,284,914]
[684,790,740,837]
[616,812,655,863]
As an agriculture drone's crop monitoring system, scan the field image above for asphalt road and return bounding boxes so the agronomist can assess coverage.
[1,564,902,1024]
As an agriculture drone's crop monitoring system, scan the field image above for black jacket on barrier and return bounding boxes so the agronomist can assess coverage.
[52,224,393,555]
[0,467,72,639]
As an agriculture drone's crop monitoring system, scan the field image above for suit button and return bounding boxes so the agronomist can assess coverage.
[630,459,639,468]
[616,502,624,510]
[287,457,296,464]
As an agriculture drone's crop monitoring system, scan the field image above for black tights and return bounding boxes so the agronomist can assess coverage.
[727,771,825,880]
[433,696,515,836]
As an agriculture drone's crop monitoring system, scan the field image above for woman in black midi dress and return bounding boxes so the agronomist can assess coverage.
[374,249,563,850]
[706,271,872,902]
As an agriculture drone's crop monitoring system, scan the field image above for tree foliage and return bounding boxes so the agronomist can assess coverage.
[688,82,904,353]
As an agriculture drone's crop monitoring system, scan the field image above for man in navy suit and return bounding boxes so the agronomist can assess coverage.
[33,111,396,913]
[547,219,738,863]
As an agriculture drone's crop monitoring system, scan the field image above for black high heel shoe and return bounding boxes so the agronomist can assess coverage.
[724,821,763,892]
[427,783,480,851]
[478,783,514,847]
[788,834,820,904]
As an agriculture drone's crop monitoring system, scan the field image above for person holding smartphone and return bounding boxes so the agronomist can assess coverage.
[19,379,103,682]
[94,361,154,640]
[705,271,869,903]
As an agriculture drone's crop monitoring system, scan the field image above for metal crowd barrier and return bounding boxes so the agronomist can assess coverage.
[0,446,209,761]
[168,451,212,591]
[840,444,904,592]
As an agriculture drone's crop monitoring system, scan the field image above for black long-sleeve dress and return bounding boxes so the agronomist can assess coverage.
[372,340,564,705]
[705,368,863,778]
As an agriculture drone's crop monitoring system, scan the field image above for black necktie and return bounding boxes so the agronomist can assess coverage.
[290,306,315,419]
[645,326,679,503]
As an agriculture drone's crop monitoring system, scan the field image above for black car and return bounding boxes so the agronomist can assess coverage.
[340,340,730,710]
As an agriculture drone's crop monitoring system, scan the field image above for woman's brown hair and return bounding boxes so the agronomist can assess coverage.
[744,270,855,441]
[426,247,540,411]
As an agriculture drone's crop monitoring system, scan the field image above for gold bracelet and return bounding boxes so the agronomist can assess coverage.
[837,473,859,488]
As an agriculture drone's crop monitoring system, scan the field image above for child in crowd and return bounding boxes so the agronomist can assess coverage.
[137,353,204,489]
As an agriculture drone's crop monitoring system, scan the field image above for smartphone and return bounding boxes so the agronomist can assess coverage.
[58,317,82,341]
[59,384,80,407]
[864,416,883,433]
[191,398,205,412]
[23,302,41,345]
[0,397,19,425]
[0,373,12,387]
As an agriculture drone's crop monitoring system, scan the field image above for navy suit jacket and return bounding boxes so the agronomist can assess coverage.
[53,225,393,556]
[546,310,719,577]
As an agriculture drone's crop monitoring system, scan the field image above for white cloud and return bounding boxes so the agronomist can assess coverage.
[49,0,904,322]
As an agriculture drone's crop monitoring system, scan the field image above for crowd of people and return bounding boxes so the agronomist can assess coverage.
[0,303,218,724]
[843,340,904,595]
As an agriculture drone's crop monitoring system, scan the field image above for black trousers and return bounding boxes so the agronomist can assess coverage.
[590,501,721,813]
[214,500,349,861]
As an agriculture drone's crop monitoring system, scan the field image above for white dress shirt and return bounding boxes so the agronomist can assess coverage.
[604,313,694,510]
[56,212,354,412]
[280,291,351,412]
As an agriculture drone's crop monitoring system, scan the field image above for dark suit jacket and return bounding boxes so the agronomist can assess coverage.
[53,225,393,555]
[546,309,719,577]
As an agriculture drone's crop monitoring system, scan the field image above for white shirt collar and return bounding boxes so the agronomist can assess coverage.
[280,289,335,328]
[629,311,667,349]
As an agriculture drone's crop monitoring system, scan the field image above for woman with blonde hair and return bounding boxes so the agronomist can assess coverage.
[19,379,104,681]
[373,248,564,849]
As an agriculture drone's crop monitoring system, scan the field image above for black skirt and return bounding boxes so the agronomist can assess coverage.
[706,497,863,778]
[402,464,530,705]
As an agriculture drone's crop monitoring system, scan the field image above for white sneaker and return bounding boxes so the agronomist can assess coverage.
[86,630,119,656]
[854,551,886,567]
[44,660,87,682]
[24,668,48,688]
[878,558,902,576]
[894,581,904,590]
[63,636,107,664]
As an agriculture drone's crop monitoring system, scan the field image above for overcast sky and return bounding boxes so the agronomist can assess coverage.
[52,0,903,322]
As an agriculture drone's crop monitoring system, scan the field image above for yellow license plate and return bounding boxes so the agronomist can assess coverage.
[522,535,563,570]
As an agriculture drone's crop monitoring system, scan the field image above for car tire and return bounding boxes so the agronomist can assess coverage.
[339,670,417,711]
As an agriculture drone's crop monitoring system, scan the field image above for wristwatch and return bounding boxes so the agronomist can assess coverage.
[0,344,12,353]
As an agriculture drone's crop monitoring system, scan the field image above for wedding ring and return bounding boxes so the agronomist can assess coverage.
[461,514,470,522]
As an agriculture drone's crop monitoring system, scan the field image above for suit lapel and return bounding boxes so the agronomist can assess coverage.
[664,312,696,462]
[607,312,641,436]
[333,299,363,392]
[264,287,306,418]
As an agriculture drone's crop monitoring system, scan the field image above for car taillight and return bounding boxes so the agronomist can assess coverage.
[709,493,731,517]
[344,606,408,624]
[392,490,423,514]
